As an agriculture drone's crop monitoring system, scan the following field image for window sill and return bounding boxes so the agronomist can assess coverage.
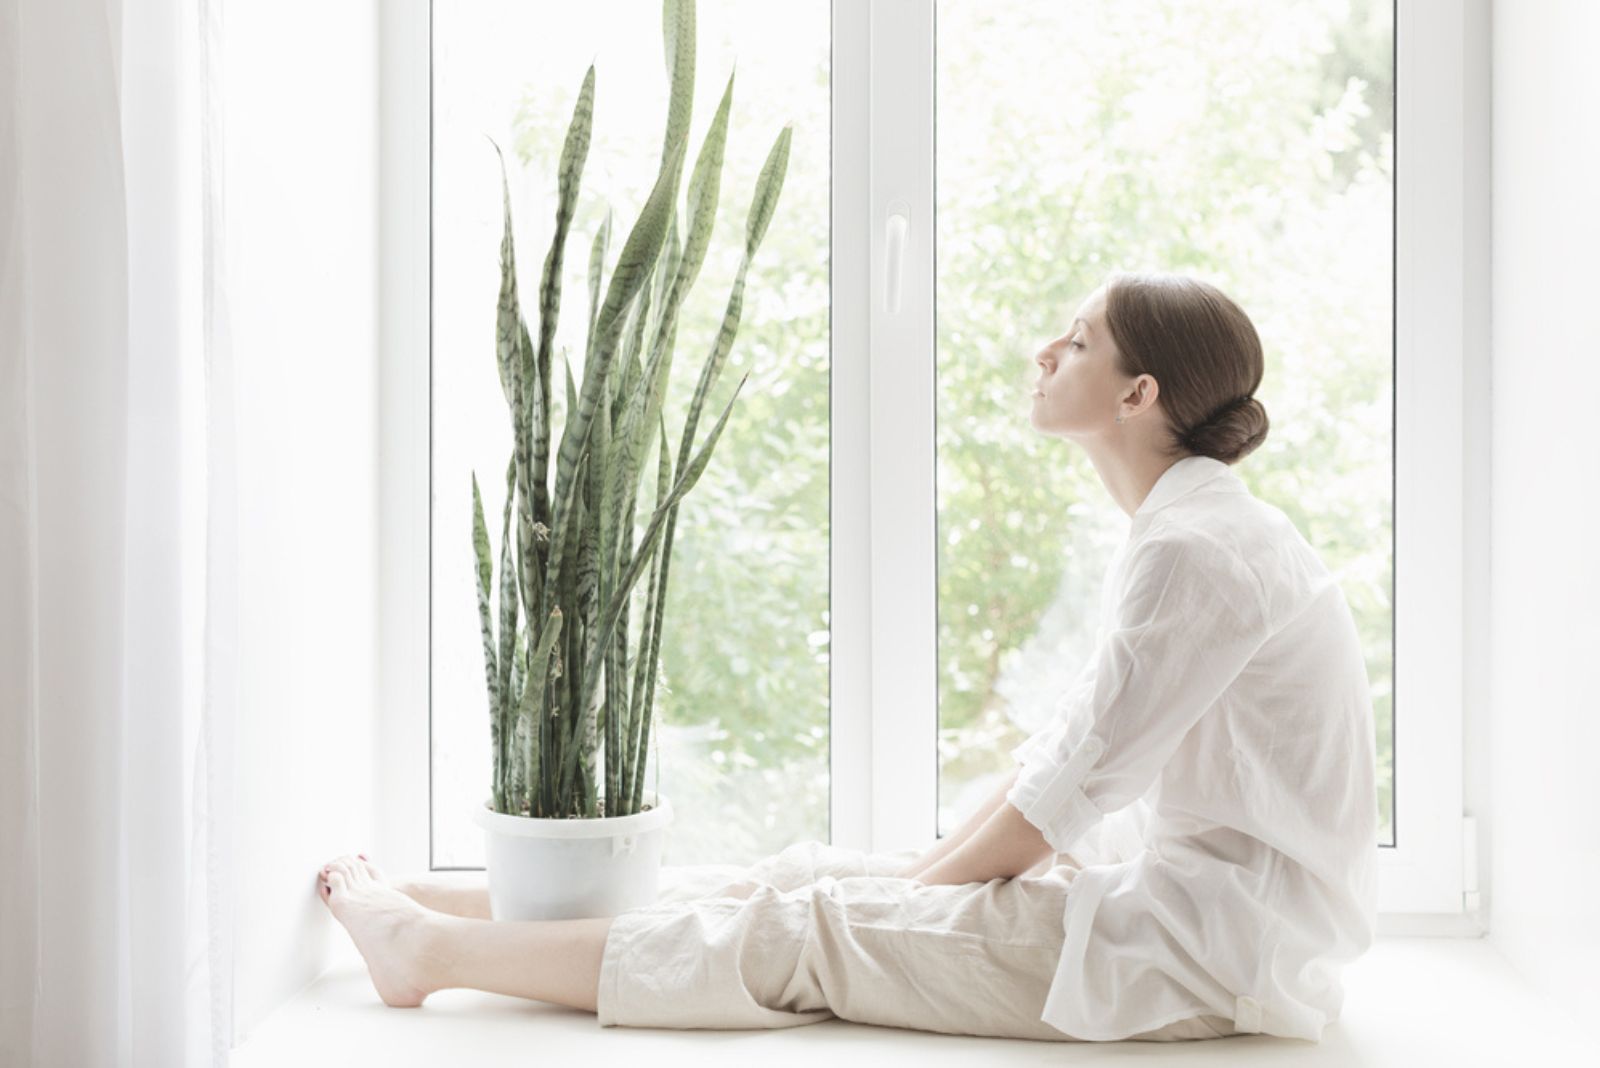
[232,932,1583,1065]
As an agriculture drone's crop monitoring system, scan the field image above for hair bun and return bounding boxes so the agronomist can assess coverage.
[1181,394,1269,464]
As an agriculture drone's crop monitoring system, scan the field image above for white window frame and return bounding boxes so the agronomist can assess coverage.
[378,0,1477,924]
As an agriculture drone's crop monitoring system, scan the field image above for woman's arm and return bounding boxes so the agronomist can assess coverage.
[894,766,1024,880]
[913,785,1056,886]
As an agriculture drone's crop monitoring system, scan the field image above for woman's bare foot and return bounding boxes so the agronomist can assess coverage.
[317,854,447,1007]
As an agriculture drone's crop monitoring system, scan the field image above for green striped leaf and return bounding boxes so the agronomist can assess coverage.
[745,123,792,256]
[676,124,791,479]
[659,0,695,172]
[534,64,594,445]
[515,606,562,816]
[494,455,520,811]
[586,207,613,362]
[470,472,501,807]
[626,414,674,810]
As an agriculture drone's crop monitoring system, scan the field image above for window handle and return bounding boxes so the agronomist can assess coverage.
[883,199,908,315]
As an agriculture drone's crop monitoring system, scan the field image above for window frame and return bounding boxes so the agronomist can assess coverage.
[378,0,1476,922]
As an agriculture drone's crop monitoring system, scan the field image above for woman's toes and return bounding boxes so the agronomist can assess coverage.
[357,855,386,881]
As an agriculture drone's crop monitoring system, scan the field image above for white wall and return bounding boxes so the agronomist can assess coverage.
[1486,0,1600,1023]
[224,1,381,1042]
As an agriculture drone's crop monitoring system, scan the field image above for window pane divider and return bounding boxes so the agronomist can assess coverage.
[831,0,939,852]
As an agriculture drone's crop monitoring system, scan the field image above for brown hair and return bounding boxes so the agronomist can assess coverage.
[1101,272,1270,465]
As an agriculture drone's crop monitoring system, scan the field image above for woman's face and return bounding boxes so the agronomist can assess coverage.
[1030,287,1125,437]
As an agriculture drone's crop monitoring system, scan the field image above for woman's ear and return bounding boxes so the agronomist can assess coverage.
[1126,375,1160,415]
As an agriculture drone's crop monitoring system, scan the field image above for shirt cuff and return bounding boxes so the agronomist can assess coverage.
[1009,724,1062,768]
[1006,733,1108,855]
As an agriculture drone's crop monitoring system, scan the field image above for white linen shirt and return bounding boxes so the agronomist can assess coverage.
[1006,454,1379,1043]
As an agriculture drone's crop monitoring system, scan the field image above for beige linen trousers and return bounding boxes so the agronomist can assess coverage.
[595,839,1239,1042]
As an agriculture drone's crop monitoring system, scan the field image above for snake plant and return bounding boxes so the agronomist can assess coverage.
[470,0,791,820]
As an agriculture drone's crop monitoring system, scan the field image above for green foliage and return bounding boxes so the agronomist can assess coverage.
[471,0,790,819]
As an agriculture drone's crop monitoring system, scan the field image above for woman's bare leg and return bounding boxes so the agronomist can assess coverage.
[898,767,1022,880]
[392,869,493,920]
[428,911,612,1012]
[319,854,611,1012]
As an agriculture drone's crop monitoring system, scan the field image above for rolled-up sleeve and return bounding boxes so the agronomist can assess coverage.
[1006,533,1268,855]
[1008,714,1068,768]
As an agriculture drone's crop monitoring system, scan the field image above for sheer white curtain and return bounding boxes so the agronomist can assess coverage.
[1,0,237,1064]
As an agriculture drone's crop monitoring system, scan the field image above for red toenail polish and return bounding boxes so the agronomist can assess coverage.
[358,853,367,860]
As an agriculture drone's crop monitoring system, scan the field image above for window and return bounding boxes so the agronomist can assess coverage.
[383,0,1469,917]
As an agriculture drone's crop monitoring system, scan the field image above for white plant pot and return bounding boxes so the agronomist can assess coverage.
[471,790,674,921]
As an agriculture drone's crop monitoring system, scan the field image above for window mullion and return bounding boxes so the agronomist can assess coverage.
[861,0,937,852]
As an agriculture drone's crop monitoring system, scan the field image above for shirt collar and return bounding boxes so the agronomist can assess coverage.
[1132,454,1235,520]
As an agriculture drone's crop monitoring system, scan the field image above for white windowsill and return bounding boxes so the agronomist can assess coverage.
[232,933,1585,1066]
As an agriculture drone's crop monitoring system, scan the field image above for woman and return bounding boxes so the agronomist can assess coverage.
[318,271,1378,1043]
